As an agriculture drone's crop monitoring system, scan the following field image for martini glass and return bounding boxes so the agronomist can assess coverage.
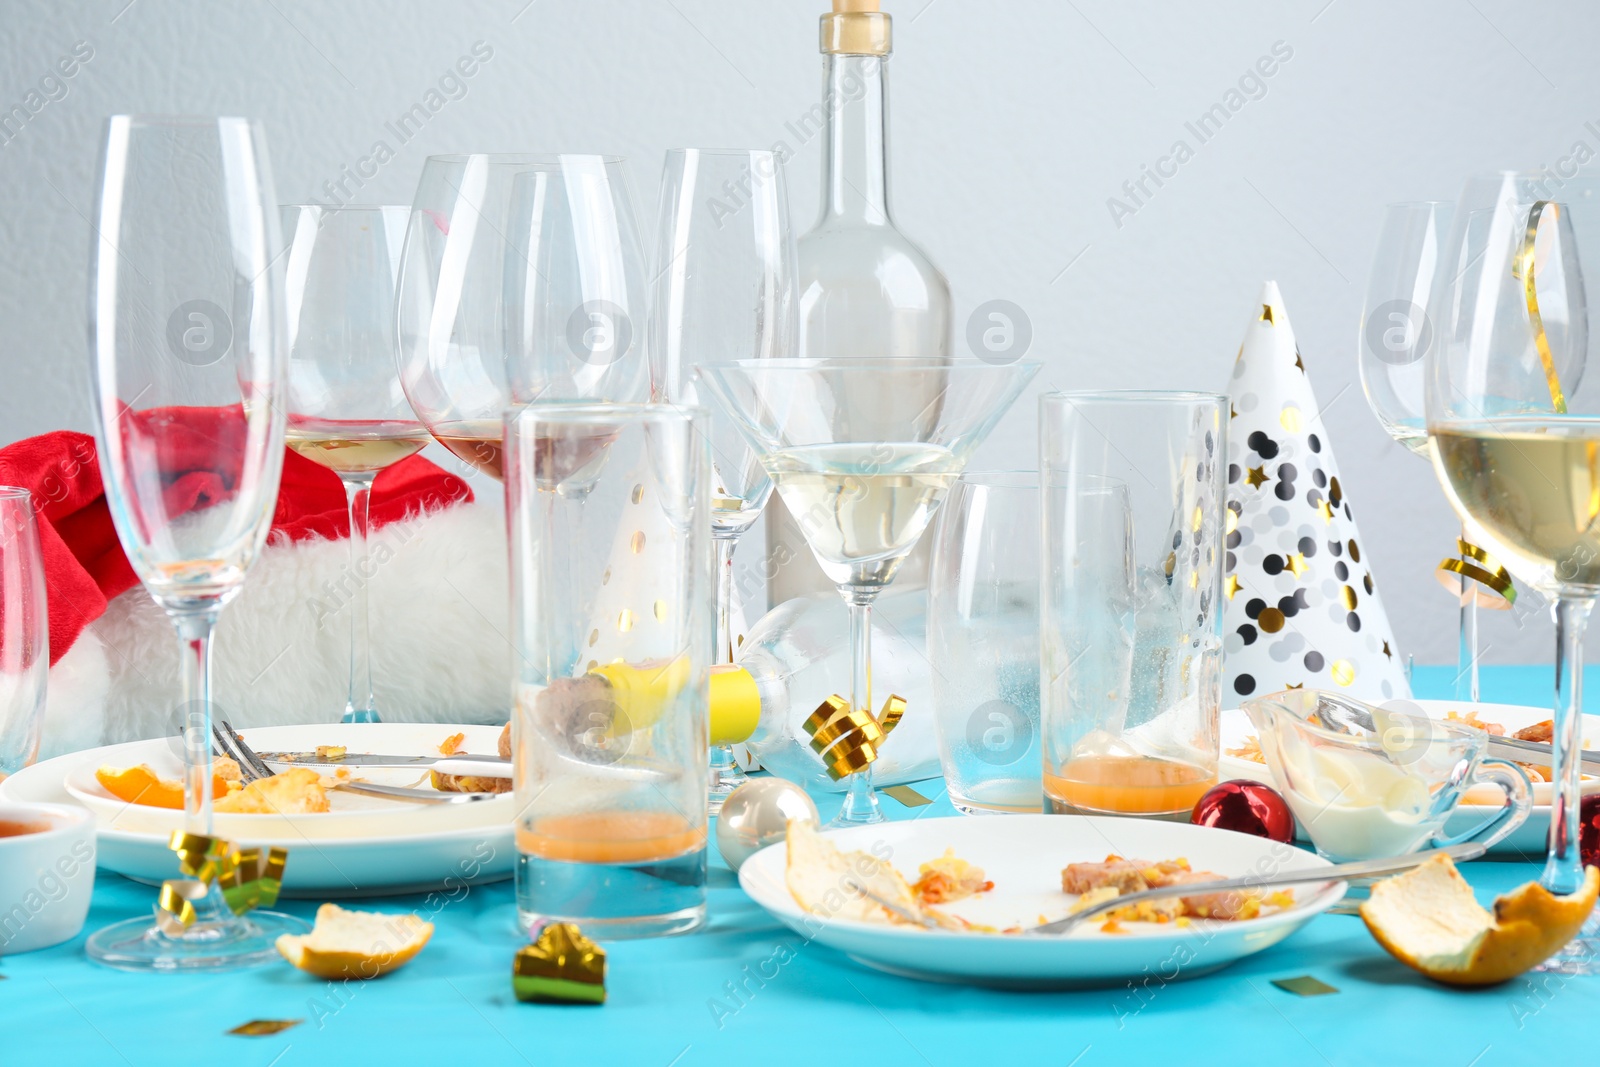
[698,357,1039,824]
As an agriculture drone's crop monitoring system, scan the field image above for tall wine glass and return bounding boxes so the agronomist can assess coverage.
[1358,201,1496,698]
[84,115,308,970]
[396,154,651,480]
[652,148,797,810]
[1428,194,1598,973]
[283,205,427,724]
[698,358,1039,824]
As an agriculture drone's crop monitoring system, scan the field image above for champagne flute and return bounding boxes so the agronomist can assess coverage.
[698,358,1039,825]
[1428,194,1597,973]
[396,154,651,480]
[283,205,428,724]
[652,148,797,810]
[1357,201,1496,698]
[84,115,307,970]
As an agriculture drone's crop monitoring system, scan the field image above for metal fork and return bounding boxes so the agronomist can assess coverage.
[843,842,1485,936]
[214,720,501,804]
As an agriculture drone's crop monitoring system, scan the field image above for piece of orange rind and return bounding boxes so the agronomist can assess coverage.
[275,902,433,980]
[1360,854,1599,986]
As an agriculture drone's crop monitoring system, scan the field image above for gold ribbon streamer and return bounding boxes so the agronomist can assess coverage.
[1513,200,1568,414]
[801,694,908,781]
[162,831,289,923]
[1436,537,1516,609]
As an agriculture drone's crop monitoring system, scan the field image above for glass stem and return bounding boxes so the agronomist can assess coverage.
[714,535,738,665]
[836,588,881,823]
[1544,593,1592,896]
[343,475,378,723]
[1456,527,1480,702]
[1457,590,1479,702]
[172,608,220,837]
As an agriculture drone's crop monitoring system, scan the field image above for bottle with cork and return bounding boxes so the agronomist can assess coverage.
[764,0,954,604]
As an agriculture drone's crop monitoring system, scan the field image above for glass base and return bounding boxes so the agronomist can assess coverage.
[1534,916,1600,975]
[950,778,1044,816]
[342,706,381,724]
[86,910,309,973]
[707,746,748,816]
[518,904,706,940]
[828,783,886,826]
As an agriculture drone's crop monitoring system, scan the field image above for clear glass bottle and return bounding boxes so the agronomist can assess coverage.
[710,588,937,791]
[766,0,953,604]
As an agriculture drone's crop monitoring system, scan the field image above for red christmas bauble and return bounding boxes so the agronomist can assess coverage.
[1191,779,1296,843]
[1581,793,1600,871]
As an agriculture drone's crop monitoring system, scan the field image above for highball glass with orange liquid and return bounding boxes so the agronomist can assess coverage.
[1039,392,1228,817]
[507,404,711,938]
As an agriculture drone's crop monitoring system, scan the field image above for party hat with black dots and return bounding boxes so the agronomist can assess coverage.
[1222,281,1410,703]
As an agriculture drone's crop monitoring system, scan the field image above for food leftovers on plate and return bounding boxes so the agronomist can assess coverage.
[1061,854,1294,932]
[781,824,1296,936]
[430,724,514,795]
[785,821,989,931]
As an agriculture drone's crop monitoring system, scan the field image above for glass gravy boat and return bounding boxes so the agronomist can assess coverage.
[1242,690,1532,862]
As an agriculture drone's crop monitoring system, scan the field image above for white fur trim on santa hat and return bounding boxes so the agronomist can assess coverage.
[40,499,509,757]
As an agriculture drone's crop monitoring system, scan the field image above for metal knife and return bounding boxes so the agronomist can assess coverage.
[1486,734,1600,776]
[257,750,511,778]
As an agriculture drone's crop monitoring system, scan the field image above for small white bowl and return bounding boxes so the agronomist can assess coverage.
[0,802,96,954]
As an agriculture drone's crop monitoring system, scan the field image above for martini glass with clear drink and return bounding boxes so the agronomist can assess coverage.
[698,357,1038,824]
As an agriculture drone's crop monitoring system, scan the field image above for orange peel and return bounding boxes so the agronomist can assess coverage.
[95,763,238,810]
[1361,854,1599,986]
[275,902,433,980]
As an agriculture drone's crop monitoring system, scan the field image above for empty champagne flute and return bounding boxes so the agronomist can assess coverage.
[1428,192,1598,973]
[283,205,427,723]
[396,154,651,480]
[652,148,797,810]
[84,115,306,970]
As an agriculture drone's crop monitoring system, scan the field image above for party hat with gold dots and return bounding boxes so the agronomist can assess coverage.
[1221,281,1410,703]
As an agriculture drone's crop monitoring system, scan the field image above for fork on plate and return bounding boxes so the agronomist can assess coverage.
[209,720,500,804]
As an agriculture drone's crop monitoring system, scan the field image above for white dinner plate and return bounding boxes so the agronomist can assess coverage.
[1220,699,1600,856]
[0,723,513,896]
[739,814,1344,988]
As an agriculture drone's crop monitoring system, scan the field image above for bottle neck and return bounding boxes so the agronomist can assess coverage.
[820,54,891,225]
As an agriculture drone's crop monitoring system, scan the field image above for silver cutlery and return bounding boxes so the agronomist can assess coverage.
[1486,734,1600,776]
[213,721,502,804]
[845,842,1486,936]
[256,749,511,778]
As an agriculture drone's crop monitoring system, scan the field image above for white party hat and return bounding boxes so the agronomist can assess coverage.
[1222,282,1410,703]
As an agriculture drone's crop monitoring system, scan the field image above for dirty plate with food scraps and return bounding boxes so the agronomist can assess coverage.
[739,814,1344,988]
[0,722,512,896]
[1220,699,1600,856]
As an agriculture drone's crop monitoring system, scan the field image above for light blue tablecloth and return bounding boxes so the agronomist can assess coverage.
[4,667,1595,1066]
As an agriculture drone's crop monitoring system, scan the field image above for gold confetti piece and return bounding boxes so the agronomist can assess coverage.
[882,785,932,808]
[1225,574,1243,600]
[228,1019,303,1037]
[1270,975,1339,997]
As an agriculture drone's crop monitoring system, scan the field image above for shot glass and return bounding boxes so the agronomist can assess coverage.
[1040,392,1227,817]
[0,488,47,776]
[928,471,1042,814]
[507,404,712,938]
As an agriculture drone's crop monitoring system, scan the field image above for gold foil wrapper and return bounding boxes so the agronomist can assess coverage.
[802,693,909,781]
[513,922,606,1004]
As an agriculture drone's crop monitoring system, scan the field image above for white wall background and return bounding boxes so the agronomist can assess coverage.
[0,0,1595,664]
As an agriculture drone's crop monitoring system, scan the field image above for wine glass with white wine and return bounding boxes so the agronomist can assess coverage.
[697,357,1038,825]
[283,205,428,724]
[1428,194,1598,973]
